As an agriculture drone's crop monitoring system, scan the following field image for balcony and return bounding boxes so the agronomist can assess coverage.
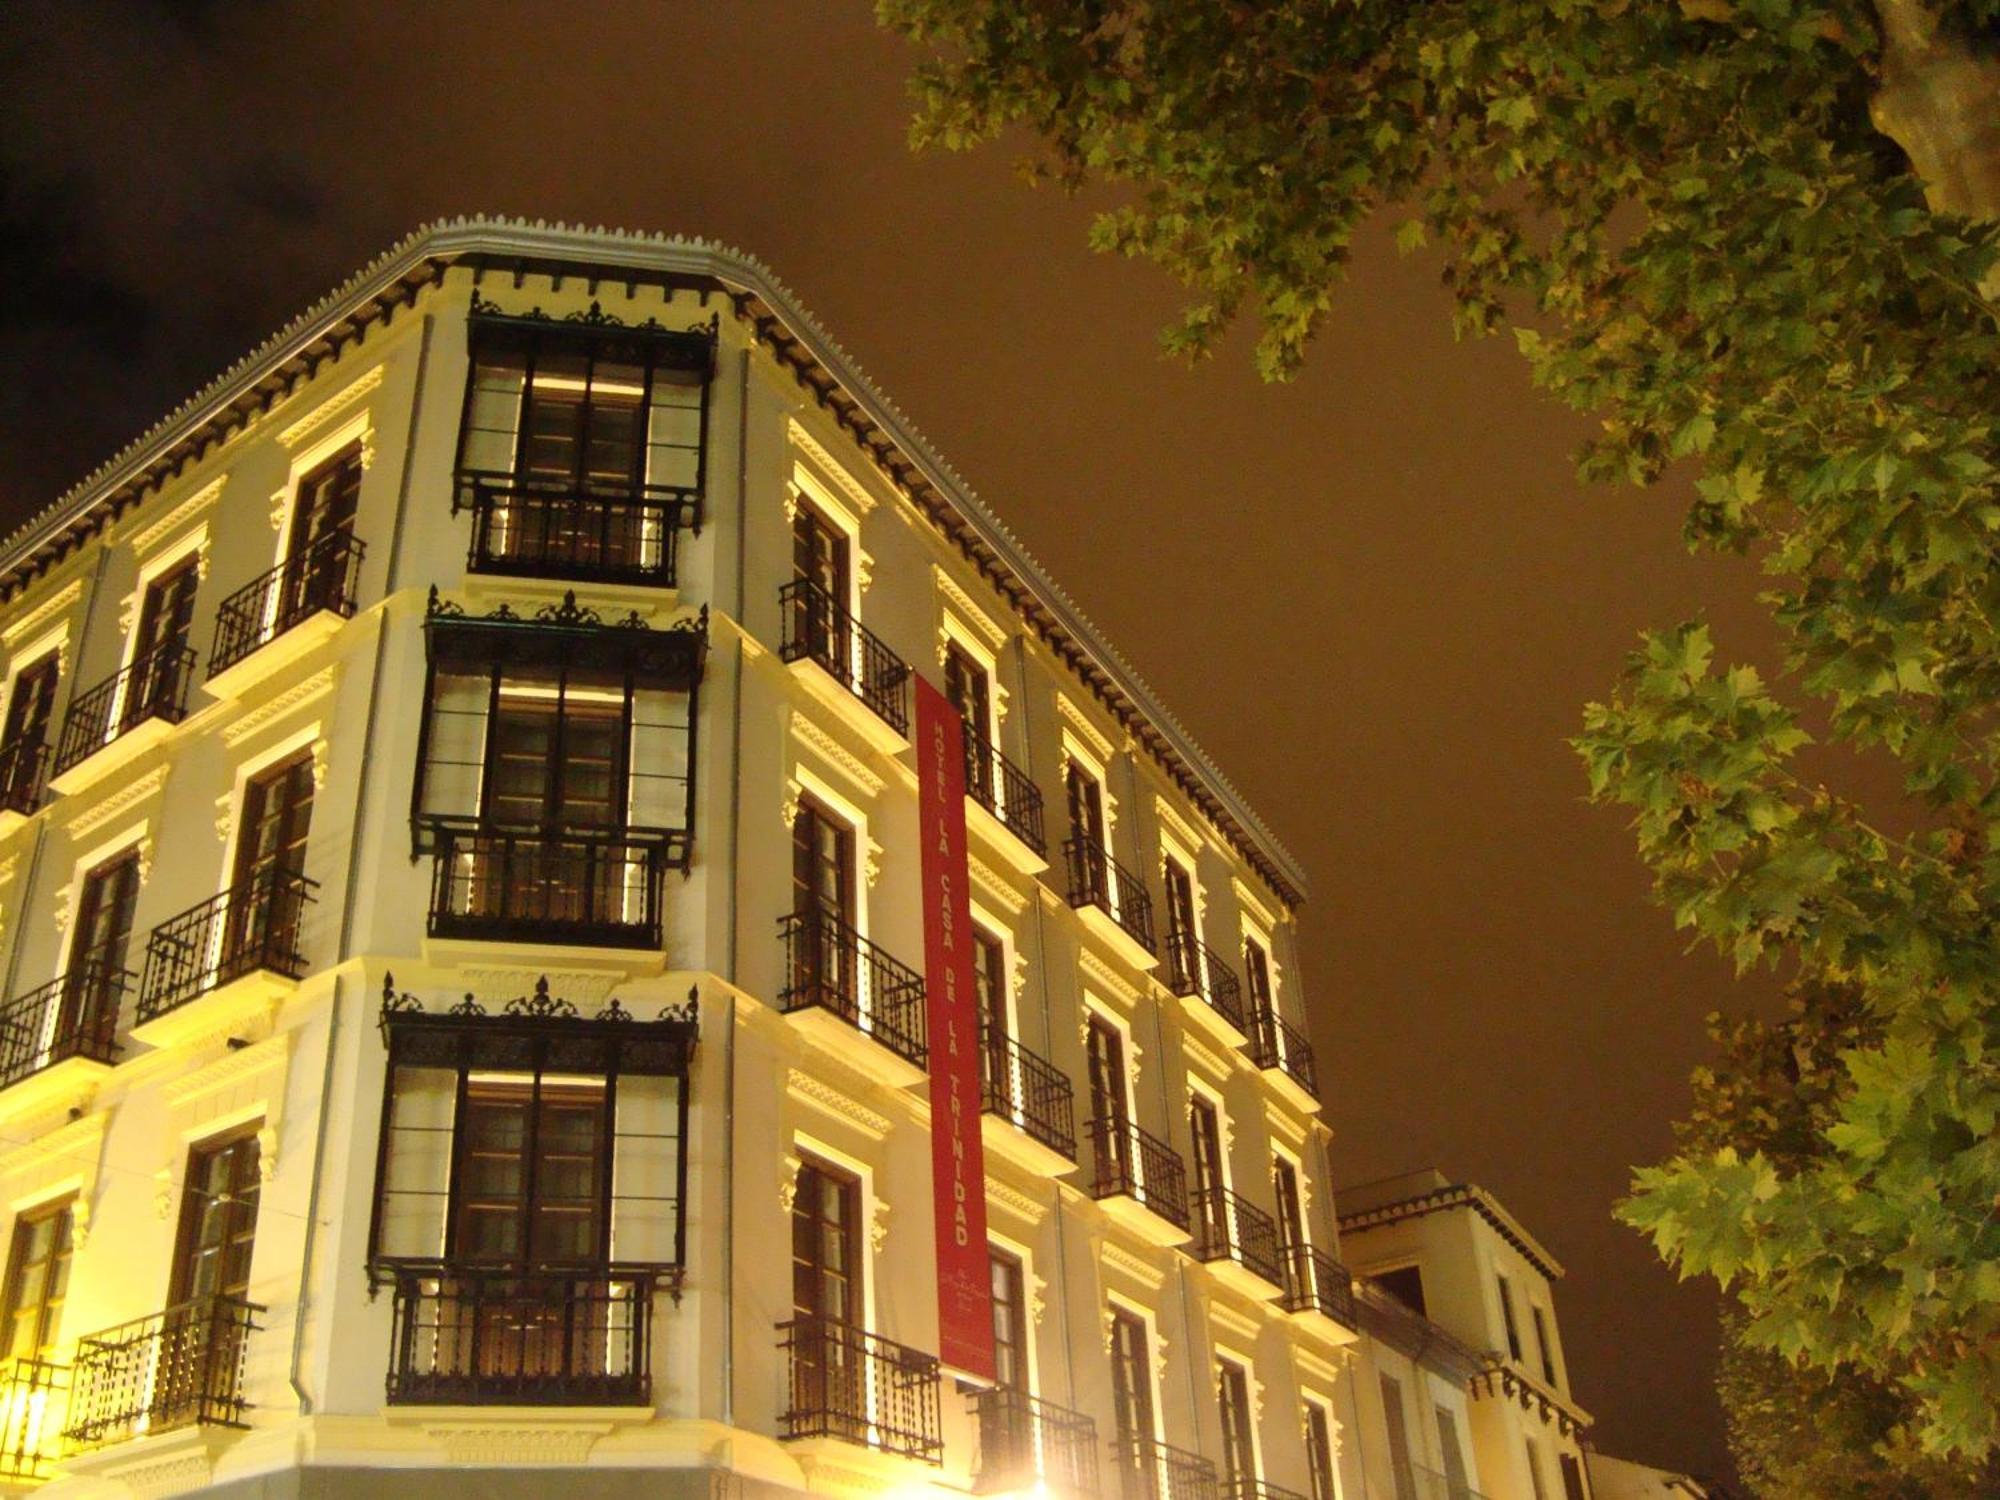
[0,1355,66,1483]
[1279,1245,1361,1344]
[1112,1433,1219,1500]
[424,819,678,955]
[779,909,927,1088]
[0,948,126,1114]
[779,579,911,752]
[980,1025,1077,1175]
[134,869,315,1046]
[1246,1007,1319,1112]
[777,1314,943,1465]
[972,1386,1100,1496]
[49,643,198,795]
[1164,930,1247,1047]
[1410,1464,1492,1500]
[1063,836,1158,971]
[384,1264,658,1406]
[63,1294,262,1452]
[204,530,365,698]
[0,739,48,833]
[1224,1483,1310,1500]
[1190,1186,1284,1298]
[963,736,1047,872]
[1351,1281,1485,1383]
[1087,1117,1191,1247]
[459,475,691,590]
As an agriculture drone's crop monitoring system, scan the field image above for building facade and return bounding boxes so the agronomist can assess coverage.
[0,221,1674,1500]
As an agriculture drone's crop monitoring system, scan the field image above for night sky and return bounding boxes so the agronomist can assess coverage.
[1,1,1785,1482]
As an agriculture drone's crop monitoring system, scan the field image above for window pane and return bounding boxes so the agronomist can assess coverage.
[610,1075,683,1264]
[463,351,526,474]
[378,1066,456,1260]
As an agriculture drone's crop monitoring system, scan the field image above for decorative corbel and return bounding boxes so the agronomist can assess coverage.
[70,1196,91,1251]
[134,837,155,884]
[1029,1271,1048,1327]
[357,425,378,471]
[311,736,332,791]
[781,780,802,836]
[864,836,884,889]
[257,1123,279,1181]
[777,1150,803,1217]
[52,883,74,934]
[1151,1330,1171,1387]
[1009,949,1029,1004]
[154,1166,174,1221]
[869,1196,890,1255]
[856,548,875,595]
[782,481,801,525]
[268,486,291,532]
[214,792,235,844]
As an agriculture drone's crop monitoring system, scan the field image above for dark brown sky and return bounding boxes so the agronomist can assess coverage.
[2,0,1783,1481]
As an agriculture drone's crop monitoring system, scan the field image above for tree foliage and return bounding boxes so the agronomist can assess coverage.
[880,0,2000,1461]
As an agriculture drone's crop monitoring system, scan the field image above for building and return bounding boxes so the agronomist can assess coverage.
[0,220,1700,1500]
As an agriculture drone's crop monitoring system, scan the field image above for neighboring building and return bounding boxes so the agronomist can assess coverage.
[0,220,1714,1500]
[1586,1454,1724,1500]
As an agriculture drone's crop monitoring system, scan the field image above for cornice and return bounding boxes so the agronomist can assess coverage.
[788,417,881,517]
[0,578,81,649]
[1077,945,1142,1007]
[1100,1238,1167,1292]
[932,564,1008,652]
[65,764,170,841]
[1338,1181,1565,1283]
[785,1067,894,1140]
[219,665,335,746]
[967,852,1029,917]
[277,362,385,448]
[1056,692,1117,765]
[123,475,225,557]
[788,709,887,800]
[985,1175,1051,1227]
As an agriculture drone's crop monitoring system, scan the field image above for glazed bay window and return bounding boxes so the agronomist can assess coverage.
[454,297,715,587]
[371,978,696,1405]
[412,593,706,949]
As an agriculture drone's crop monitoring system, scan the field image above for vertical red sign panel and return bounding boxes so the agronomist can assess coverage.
[915,677,997,1384]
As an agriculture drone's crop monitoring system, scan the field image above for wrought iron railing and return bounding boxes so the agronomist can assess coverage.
[64,1294,263,1451]
[209,529,366,676]
[1224,1481,1310,1500]
[972,1385,1100,1495]
[1411,1463,1492,1500]
[459,475,692,587]
[980,1025,1076,1159]
[1165,930,1246,1033]
[0,738,48,818]
[1246,1007,1318,1100]
[137,868,316,1023]
[1112,1432,1220,1500]
[53,643,198,777]
[425,819,676,949]
[779,579,912,737]
[1350,1281,1486,1381]
[0,945,128,1092]
[1279,1244,1359,1332]
[1087,1116,1190,1230]
[384,1264,658,1406]
[965,736,1046,856]
[778,908,928,1069]
[1190,1186,1284,1286]
[777,1314,943,1463]
[0,1356,66,1481]
[1064,836,1156,955]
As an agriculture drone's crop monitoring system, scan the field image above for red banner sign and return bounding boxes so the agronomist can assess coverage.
[915,676,997,1384]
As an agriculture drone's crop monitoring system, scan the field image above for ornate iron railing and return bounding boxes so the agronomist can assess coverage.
[779,579,912,737]
[1279,1245,1359,1332]
[1112,1433,1220,1500]
[1064,836,1156,955]
[1350,1281,1486,1382]
[778,908,928,1069]
[53,643,198,777]
[209,530,366,676]
[0,945,128,1091]
[0,1356,67,1481]
[1165,930,1246,1033]
[1246,1006,1318,1100]
[965,736,1046,856]
[0,738,47,818]
[777,1314,943,1463]
[1087,1117,1190,1230]
[384,1264,658,1406]
[972,1385,1100,1495]
[459,475,692,587]
[137,869,317,1023]
[1224,1482,1311,1500]
[425,819,676,949]
[980,1025,1076,1159]
[64,1294,263,1451]
[1190,1186,1284,1286]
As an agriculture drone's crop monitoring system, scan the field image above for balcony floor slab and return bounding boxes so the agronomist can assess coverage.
[1175,991,1250,1052]
[964,798,1048,877]
[1096,1191,1192,1249]
[785,658,909,758]
[0,1053,112,1128]
[1201,1257,1283,1303]
[1073,904,1159,974]
[46,717,175,799]
[783,1005,926,1091]
[201,609,346,704]
[980,1110,1076,1179]
[130,969,293,1050]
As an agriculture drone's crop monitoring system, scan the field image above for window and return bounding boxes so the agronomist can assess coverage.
[1086,1014,1129,1134]
[282,445,361,617]
[989,1249,1028,1391]
[1379,1374,1416,1500]
[789,1157,866,1441]
[974,926,1008,1090]
[1523,1438,1549,1500]
[1217,1359,1257,1485]
[222,751,315,976]
[124,560,199,728]
[60,848,141,1044]
[171,1131,262,1307]
[789,499,854,665]
[0,653,58,808]
[1497,1274,1523,1361]
[1532,1304,1559,1386]
[1189,1094,1226,1246]
[412,599,703,942]
[1374,1265,1427,1317]
[1066,761,1106,853]
[0,1200,72,1360]
[1108,1306,1155,1450]
[1437,1407,1471,1500]
[369,1002,692,1274]
[1243,935,1273,1012]
[1272,1156,1306,1251]
[1559,1453,1588,1500]
[455,308,712,583]
[1303,1402,1338,1500]
[944,643,992,747]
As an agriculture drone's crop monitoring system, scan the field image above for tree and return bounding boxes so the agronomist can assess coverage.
[879,0,2000,1461]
